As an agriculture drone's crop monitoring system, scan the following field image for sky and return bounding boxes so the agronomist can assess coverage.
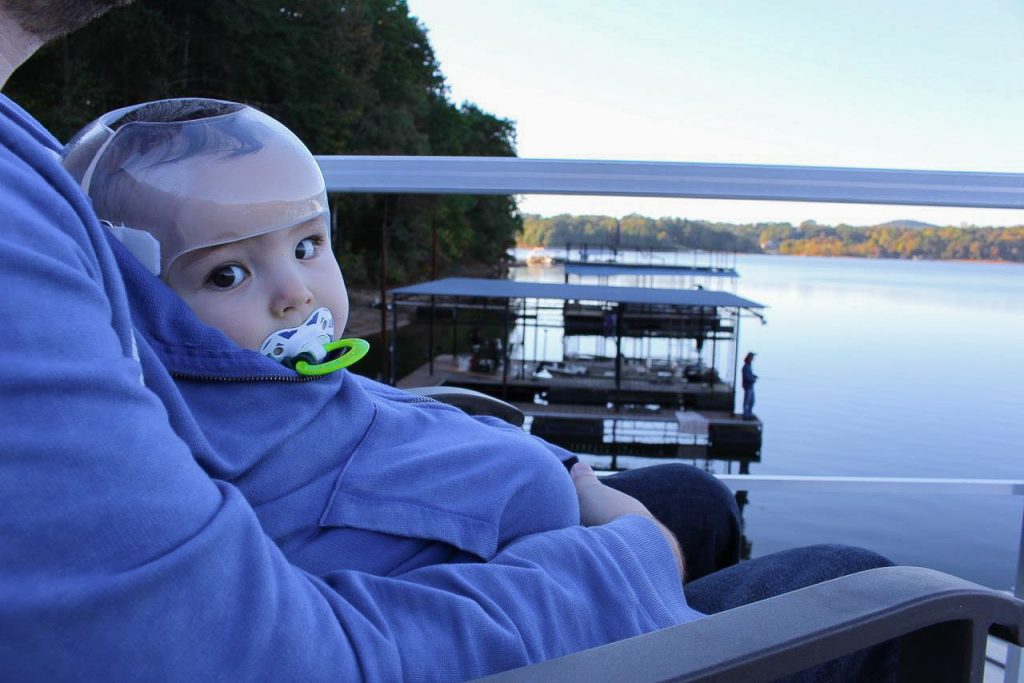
[404,0,1024,227]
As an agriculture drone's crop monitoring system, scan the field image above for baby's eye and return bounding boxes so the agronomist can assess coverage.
[296,236,321,260]
[206,264,248,289]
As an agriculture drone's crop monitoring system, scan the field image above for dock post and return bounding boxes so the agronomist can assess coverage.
[1005,499,1024,682]
[731,306,741,414]
[532,299,539,368]
[428,295,435,376]
[451,305,459,363]
[502,299,510,399]
[379,201,390,385]
[520,298,527,380]
[615,303,625,391]
[564,242,570,284]
[389,293,398,386]
[429,225,437,377]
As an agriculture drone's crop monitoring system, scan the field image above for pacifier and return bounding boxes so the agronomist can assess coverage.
[259,307,369,376]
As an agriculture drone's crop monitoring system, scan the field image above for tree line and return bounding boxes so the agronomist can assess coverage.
[521,215,1024,263]
[7,0,520,285]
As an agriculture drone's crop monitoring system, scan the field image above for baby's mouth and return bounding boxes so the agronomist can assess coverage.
[258,307,335,367]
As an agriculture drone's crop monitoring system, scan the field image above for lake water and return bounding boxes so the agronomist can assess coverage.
[512,253,1024,590]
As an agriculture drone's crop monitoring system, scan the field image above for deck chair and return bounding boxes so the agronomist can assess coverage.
[417,387,1024,682]
[479,566,1024,682]
[405,385,526,426]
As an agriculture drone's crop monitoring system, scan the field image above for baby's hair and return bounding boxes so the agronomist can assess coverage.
[78,99,267,254]
[101,99,261,168]
[108,99,244,130]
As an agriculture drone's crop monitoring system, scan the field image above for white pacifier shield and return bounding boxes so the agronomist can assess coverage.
[259,307,334,366]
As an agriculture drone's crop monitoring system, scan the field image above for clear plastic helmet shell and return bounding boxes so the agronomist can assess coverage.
[259,307,335,368]
[62,98,329,275]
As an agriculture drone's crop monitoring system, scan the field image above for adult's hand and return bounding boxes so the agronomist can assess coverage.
[570,462,686,580]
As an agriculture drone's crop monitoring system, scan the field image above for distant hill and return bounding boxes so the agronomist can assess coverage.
[874,219,939,229]
[519,213,1024,262]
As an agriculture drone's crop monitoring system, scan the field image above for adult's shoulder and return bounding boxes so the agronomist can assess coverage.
[0,94,62,151]
[0,96,108,276]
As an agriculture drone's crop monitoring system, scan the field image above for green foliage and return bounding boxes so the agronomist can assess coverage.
[521,214,1024,263]
[520,214,760,252]
[773,224,1024,261]
[6,0,521,284]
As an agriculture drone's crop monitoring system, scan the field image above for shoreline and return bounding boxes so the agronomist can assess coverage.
[515,245,1024,266]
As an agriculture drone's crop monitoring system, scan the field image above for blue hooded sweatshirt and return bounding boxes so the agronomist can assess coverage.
[0,93,700,682]
[114,237,587,576]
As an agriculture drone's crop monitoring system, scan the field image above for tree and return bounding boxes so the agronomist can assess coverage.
[7,0,521,285]
[514,213,1024,264]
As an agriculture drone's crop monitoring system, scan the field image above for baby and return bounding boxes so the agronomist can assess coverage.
[61,98,590,578]
[58,99,700,665]
[64,97,361,373]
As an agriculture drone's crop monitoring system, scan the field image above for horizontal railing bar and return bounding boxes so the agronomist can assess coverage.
[714,475,1024,496]
[316,156,1024,210]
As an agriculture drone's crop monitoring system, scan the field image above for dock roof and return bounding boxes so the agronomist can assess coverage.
[564,262,738,278]
[390,277,765,309]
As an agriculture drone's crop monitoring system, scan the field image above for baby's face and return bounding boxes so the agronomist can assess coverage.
[164,216,349,352]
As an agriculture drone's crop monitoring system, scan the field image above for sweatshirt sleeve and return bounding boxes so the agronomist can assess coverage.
[0,126,697,682]
[324,514,698,681]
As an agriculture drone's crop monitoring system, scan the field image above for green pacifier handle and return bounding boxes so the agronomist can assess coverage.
[295,338,370,376]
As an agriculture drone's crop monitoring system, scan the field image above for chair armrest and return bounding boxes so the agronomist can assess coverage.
[405,386,525,427]
[476,566,1024,682]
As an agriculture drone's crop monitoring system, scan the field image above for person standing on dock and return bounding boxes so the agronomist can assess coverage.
[742,351,758,419]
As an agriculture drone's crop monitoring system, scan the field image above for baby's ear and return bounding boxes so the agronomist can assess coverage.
[105,223,162,276]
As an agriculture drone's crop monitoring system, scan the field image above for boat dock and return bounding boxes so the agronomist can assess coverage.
[398,354,761,467]
[390,277,765,469]
[562,243,739,281]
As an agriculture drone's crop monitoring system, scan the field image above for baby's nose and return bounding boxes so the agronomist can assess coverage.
[272,275,314,317]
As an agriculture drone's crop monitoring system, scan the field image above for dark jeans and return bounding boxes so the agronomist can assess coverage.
[603,464,895,682]
[603,464,742,581]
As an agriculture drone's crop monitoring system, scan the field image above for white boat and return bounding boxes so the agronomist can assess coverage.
[544,361,588,377]
[525,248,555,266]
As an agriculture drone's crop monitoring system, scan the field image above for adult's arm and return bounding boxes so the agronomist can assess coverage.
[0,143,693,681]
[570,461,685,579]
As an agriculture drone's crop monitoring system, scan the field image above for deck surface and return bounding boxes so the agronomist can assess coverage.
[511,402,680,421]
[399,355,761,465]
[398,354,733,398]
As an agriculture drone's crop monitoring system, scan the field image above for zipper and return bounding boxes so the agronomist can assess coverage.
[171,371,321,383]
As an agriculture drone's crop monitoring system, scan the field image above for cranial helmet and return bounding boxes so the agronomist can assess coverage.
[62,98,329,275]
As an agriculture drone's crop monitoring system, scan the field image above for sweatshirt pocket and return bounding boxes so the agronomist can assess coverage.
[318,400,500,560]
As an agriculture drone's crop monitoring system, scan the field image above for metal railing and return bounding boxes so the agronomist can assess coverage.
[715,475,1024,682]
[315,154,1024,681]
[317,156,1024,209]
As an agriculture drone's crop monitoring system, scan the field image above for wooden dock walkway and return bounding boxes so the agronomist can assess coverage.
[510,402,682,422]
[397,354,734,410]
[398,355,761,466]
